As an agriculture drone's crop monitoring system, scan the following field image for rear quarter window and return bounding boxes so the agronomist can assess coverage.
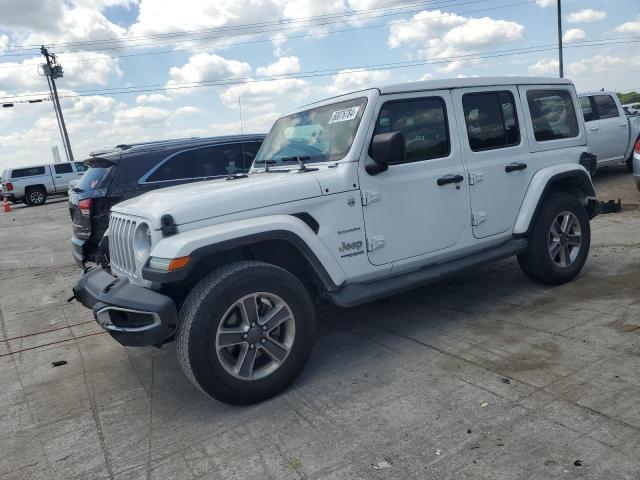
[526,90,579,142]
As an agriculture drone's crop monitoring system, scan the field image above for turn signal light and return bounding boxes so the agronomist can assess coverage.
[79,198,92,216]
[5,182,13,191]
[634,138,640,154]
[168,256,191,271]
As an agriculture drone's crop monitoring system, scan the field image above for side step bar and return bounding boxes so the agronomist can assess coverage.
[327,238,528,308]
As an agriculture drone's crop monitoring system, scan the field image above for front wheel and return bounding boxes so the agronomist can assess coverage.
[518,193,591,285]
[176,261,316,405]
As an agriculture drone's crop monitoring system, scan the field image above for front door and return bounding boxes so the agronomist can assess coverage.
[359,90,469,266]
[452,86,533,238]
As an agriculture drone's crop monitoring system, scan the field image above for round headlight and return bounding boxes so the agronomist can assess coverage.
[133,223,152,261]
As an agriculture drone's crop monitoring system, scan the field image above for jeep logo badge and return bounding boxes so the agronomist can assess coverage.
[339,240,363,252]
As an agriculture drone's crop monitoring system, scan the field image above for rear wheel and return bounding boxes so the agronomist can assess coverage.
[176,261,316,405]
[518,193,590,285]
[25,188,47,206]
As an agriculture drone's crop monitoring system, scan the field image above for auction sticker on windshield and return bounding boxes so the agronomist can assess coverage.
[328,106,360,124]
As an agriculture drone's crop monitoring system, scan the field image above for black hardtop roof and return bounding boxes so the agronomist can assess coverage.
[86,134,266,164]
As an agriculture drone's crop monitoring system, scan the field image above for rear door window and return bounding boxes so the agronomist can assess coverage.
[580,96,596,122]
[526,90,579,141]
[12,166,45,178]
[54,163,73,174]
[593,95,619,119]
[193,143,250,178]
[146,150,197,182]
[462,91,520,151]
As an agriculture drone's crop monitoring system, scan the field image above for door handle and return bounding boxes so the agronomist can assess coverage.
[589,127,599,132]
[505,162,527,173]
[619,124,628,128]
[55,175,61,178]
[437,174,464,186]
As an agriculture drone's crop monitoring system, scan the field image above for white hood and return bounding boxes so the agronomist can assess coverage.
[112,172,323,228]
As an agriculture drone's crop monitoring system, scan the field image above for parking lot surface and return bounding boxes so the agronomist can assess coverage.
[0,167,639,480]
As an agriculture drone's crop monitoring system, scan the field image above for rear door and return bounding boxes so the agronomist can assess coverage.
[453,86,532,238]
[592,94,628,163]
[52,163,76,192]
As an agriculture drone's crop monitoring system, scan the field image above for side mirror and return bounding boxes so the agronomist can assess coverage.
[367,131,405,175]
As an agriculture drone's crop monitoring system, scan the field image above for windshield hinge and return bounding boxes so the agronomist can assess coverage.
[361,190,380,206]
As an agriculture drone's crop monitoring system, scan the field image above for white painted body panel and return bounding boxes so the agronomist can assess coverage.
[512,163,592,234]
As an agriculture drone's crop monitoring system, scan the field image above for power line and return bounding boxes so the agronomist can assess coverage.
[2,38,636,103]
[1,0,485,54]
[0,0,536,70]
[2,0,527,58]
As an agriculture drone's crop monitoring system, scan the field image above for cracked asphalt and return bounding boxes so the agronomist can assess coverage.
[0,165,638,479]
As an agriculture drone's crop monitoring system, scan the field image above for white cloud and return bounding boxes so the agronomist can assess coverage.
[208,112,280,136]
[113,106,172,126]
[534,0,555,7]
[136,94,173,104]
[567,55,626,77]
[0,34,8,53]
[167,53,252,94]
[256,56,301,76]
[528,58,559,76]
[283,0,346,20]
[567,9,606,24]
[175,106,201,115]
[614,18,640,35]
[220,79,309,113]
[324,68,391,94]
[388,10,524,72]
[60,52,123,87]
[130,0,284,36]
[563,28,586,43]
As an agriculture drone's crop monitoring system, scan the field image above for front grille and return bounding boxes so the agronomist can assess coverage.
[109,214,138,277]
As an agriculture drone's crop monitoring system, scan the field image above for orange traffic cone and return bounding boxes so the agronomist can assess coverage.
[3,196,12,213]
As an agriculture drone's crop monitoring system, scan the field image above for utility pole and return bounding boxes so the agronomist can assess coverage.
[557,0,564,78]
[41,46,74,161]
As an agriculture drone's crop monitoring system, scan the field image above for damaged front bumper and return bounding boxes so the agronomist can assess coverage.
[73,268,177,347]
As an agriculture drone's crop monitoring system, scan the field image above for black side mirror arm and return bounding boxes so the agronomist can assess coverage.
[365,163,389,176]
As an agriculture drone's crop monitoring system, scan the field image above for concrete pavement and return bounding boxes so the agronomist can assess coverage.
[0,168,638,479]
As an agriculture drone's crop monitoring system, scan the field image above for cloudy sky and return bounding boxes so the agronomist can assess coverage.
[0,0,638,170]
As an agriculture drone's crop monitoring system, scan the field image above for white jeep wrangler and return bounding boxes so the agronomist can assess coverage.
[74,77,599,405]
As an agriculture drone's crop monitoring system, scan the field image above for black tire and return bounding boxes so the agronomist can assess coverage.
[626,156,633,173]
[25,188,47,206]
[176,261,316,405]
[518,193,591,285]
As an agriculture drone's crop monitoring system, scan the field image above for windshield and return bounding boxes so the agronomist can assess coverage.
[254,97,368,167]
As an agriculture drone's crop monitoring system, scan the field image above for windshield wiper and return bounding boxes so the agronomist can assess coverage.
[280,156,312,172]
[254,158,276,173]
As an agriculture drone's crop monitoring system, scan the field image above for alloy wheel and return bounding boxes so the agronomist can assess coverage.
[548,211,582,268]
[215,292,295,381]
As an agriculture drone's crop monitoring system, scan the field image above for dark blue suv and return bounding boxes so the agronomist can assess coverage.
[69,135,265,266]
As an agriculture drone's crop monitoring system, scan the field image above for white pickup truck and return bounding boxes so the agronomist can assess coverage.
[1,162,87,205]
[579,91,640,174]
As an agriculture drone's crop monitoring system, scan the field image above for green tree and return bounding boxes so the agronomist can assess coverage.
[617,92,640,104]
